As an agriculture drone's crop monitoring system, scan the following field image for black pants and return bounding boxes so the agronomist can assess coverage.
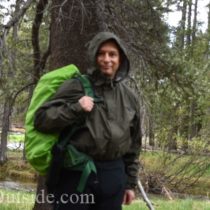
[53,159,126,210]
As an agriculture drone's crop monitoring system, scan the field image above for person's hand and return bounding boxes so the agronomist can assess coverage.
[123,189,135,205]
[78,96,94,112]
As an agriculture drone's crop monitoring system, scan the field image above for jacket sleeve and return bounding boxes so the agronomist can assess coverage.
[123,98,141,190]
[34,79,86,133]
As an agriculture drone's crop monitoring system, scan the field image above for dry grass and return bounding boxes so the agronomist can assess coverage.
[0,151,37,182]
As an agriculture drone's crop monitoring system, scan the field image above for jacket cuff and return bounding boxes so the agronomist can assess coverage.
[125,176,138,190]
[68,102,83,113]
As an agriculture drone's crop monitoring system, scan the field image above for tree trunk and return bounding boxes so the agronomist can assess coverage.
[205,2,210,58]
[208,2,210,34]
[148,117,155,147]
[49,0,105,71]
[179,0,187,49]
[186,0,192,46]
[0,0,21,165]
[188,100,202,140]
[33,0,106,209]
[192,0,198,45]
[0,97,11,164]
[188,100,195,140]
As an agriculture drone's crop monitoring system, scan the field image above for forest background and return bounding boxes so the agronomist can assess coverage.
[0,0,210,209]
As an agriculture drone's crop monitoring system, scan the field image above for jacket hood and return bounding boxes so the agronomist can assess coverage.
[86,31,130,82]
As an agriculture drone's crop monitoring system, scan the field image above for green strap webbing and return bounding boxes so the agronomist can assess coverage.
[77,75,94,98]
[76,160,97,193]
[78,75,103,103]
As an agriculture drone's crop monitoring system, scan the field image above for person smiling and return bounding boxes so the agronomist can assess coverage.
[34,31,141,210]
[97,41,120,78]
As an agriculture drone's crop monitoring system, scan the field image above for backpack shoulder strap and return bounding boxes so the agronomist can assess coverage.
[76,74,94,98]
[77,75,103,103]
[47,74,98,194]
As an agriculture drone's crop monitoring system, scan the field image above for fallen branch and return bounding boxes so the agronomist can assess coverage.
[162,185,174,200]
[137,179,155,210]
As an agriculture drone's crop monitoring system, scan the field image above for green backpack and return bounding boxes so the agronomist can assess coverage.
[25,64,96,192]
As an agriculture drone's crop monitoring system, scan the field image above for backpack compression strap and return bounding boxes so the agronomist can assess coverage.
[57,127,97,193]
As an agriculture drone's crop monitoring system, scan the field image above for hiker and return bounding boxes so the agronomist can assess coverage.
[34,31,141,210]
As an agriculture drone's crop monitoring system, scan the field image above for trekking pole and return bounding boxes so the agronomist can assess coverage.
[137,179,155,210]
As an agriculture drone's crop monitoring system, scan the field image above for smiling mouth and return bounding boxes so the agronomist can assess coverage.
[103,66,112,70]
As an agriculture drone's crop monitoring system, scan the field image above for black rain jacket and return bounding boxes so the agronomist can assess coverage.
[34,32,141,189]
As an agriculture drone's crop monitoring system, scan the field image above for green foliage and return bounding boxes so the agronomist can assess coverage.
[176,136,210,154]
[146,40,210,150]
[133,0,210,154]
[0,0,50,127]
[8,133,24,142]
